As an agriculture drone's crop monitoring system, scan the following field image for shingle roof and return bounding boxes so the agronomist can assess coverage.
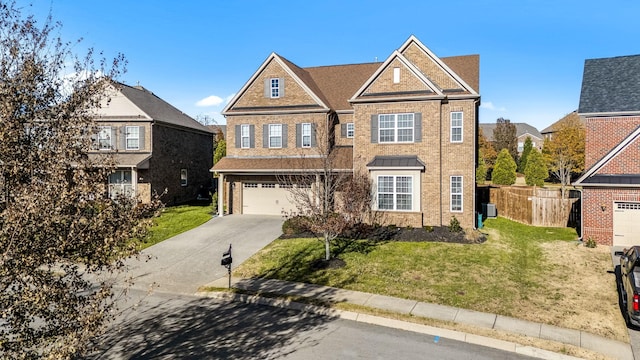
[479,123,542,141]
[540,110,581,135]
[579,55,640,114]
[118,83,212,134]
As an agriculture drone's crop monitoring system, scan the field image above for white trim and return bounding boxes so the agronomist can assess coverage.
[268,123,283,148]
[579,110,640,117]
[346,122,355,138]
[393,67,400,83]
[125,125,139,150]
[98,126,112,150]
[240,124,250,149]
[301,122,311,148]
[450,175,463,212]
[450,111,463,143]
[378,113,415,143]
[269,78,280,98]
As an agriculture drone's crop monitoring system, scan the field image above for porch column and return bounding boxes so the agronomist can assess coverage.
[218,173,224,217]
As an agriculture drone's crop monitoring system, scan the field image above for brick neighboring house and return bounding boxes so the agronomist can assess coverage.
[479,122,542,153]
[93,82,213,205]
[574,54,640,246]
[213,36,480,228]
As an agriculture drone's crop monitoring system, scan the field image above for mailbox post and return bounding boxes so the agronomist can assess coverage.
[221,244,232,289]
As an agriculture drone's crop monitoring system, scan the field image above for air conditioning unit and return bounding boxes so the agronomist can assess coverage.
[486,203,497,218]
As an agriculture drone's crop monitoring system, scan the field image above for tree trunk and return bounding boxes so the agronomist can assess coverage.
[324,232,330,261]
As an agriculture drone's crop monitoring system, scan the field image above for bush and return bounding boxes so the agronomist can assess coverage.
[449,216,462,232]
[585,237,597,248]
[492,148,517,185]
[282,216,311,235]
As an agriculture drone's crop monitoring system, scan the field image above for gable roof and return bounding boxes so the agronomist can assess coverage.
[479,122,542,141]
[578,55,640,115]
[541,110,580,135]
[117,83,212,133]
[574,124,640,187]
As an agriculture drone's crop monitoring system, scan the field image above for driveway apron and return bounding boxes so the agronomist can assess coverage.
[123,214,283,294]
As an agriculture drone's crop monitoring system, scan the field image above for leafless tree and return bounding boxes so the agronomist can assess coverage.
[0,2,162,358]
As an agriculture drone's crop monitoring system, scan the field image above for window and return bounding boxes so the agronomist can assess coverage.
[346,123,354,138]
[126,126,139,150]
[379,113,414,143]
[451,176,463,212]
[108,170,133,199]
[451,112,463,142]
[244,183,258,188]
[98,126,112,150]
[180,169,188,187]
[517,142,524,152]
[261,183,275,188]
[393,67,400,83]
[301,123,311,147]
[377,175,412,211]
[241,124,250,148]
[270,78,280,98]
[269,124,282,148]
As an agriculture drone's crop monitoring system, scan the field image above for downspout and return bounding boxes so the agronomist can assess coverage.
[473,97,480,229]
[439,99,444,226]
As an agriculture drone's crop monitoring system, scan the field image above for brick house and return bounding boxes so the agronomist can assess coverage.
[574,55,640,246]
[213,36,480,228]
[93,82,213,205]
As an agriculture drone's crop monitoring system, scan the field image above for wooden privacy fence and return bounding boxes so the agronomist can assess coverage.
[488,186,580,227]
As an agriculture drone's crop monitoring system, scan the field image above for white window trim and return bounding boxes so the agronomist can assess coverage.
[108,169,135,199]
[379,113,414,143]
[269,124,282,148]
[98,126,111,150]
[450,176,463,212]
[393,67,400,83]
[126,126,139,150]
[376,175,413,212]
[450,112,463,143]
[241,124,250,149]
[270,78,280,98]
[346,123,354,138]
[301,123,311,148]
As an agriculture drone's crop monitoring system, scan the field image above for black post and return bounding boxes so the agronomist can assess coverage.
[221,243,232,289]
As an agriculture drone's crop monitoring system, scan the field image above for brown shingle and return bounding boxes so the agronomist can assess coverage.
[305,63,381,110]
[212,146,353,172]
[441,55,480,93]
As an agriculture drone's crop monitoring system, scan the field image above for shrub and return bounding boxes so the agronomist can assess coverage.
[449,216,462,233]
[585,237,597,248]
[282,216,311,235]
[492,148,517,185]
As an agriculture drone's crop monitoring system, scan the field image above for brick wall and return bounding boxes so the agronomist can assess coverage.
[584,116,640,169]
[582,187,640,245]
[401,43,460,90]
[364,58,430,95]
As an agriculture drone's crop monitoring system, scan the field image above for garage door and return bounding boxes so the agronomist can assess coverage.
[242,183,298,215]
[613,202,640,247]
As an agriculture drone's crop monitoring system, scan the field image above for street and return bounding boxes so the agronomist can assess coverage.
[90,289,537,360]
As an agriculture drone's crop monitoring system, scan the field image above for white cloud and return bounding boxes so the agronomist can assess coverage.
[196,95,224,107]
[225,93,235,104]
[480,101,507,112]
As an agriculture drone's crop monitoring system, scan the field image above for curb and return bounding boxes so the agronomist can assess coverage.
[197,291,584,360]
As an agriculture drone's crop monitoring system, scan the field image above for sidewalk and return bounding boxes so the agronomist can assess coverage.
[200,277,633,360]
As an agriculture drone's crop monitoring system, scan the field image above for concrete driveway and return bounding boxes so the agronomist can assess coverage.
[121,214,283,294]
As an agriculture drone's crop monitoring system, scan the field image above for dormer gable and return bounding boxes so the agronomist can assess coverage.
[223,53,330,115]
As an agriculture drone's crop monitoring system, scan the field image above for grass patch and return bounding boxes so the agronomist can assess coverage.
[136,204,214,250]
[234,217,627,342]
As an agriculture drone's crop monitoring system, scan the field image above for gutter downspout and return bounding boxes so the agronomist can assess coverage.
[473,97,480,229]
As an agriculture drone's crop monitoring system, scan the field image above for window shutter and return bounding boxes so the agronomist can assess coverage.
[111,127,118,150]
[282,124,288,148]
[263,124,268,148]
[119,127,126,149]
[279,78,285,97]
[414,113,422,143]
[249,125,255,148]
[311,123,317,147]
[264,79,270,98]
[341,123,347,138]
[139,126,145,150]
[370,115,378,143]
[295,123,301,148]
[90,133,98,150]
[235,125,241,148]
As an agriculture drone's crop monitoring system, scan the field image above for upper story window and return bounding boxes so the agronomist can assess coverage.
[451,112,463,143]
[393,67,400,83]
[180,169,188,187]
[451,176,463,212]
[270,78,280,98]
[241,124,250,148]
[269,124,282,148]
[98,126,112,150]
[126,126,139,150]
[301,123,311,148]
[347,123,354,138]
[379,113,414,143]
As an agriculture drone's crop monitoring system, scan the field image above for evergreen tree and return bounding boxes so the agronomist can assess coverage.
[476,152,487,184]
[493,118,518,163]
[524,148,547,187]
[518,136,533,173]
[492,148,517,185]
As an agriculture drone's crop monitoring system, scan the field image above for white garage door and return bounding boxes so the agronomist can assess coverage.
[613,202,640,247]
[242,183,298,215]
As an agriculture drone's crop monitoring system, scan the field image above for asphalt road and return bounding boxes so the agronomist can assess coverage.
[90,289,537,360]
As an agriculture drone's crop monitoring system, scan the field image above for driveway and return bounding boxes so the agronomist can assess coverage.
[120,214,283,294]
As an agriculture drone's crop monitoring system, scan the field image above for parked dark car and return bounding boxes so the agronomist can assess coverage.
[617,246,640,327]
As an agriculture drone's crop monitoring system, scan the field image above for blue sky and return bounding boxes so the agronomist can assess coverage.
[25,0,640,130]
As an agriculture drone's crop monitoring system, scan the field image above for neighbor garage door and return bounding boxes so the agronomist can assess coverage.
[242,182,297,215]
[613,202,640,247]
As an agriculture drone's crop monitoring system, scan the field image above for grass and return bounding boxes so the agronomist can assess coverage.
[234,217,627,342]
[136,203,214,250]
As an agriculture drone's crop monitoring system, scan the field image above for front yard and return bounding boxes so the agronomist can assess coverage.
[234,217,626,342]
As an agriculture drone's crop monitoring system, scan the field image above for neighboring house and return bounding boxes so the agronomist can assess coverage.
[93,82,213,205]
[540,110,582,140]
[479,122,542,153]
[213,36,480,229]
[574,54,640,246]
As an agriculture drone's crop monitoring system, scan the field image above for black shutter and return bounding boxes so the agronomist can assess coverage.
[264,79,270,98]
[279,78,285,97]
[296,123,301,148]
[282,124,288,148]
[370,115,378,143]
[311,124,317,147]
[341,123,347,138]
[263,124,268,148]
[414,113,422,143]
[249,125,255,148]
[235,125,241,148]
[139,126,145,150]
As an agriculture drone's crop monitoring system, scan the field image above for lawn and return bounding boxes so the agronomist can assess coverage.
[136,204,214,250]
[233,217,627,342]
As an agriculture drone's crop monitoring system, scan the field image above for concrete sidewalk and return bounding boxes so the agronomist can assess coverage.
[201,277,633,360]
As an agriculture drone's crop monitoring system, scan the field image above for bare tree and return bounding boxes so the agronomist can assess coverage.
[0,3,162,358]
[278,121,375,261]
